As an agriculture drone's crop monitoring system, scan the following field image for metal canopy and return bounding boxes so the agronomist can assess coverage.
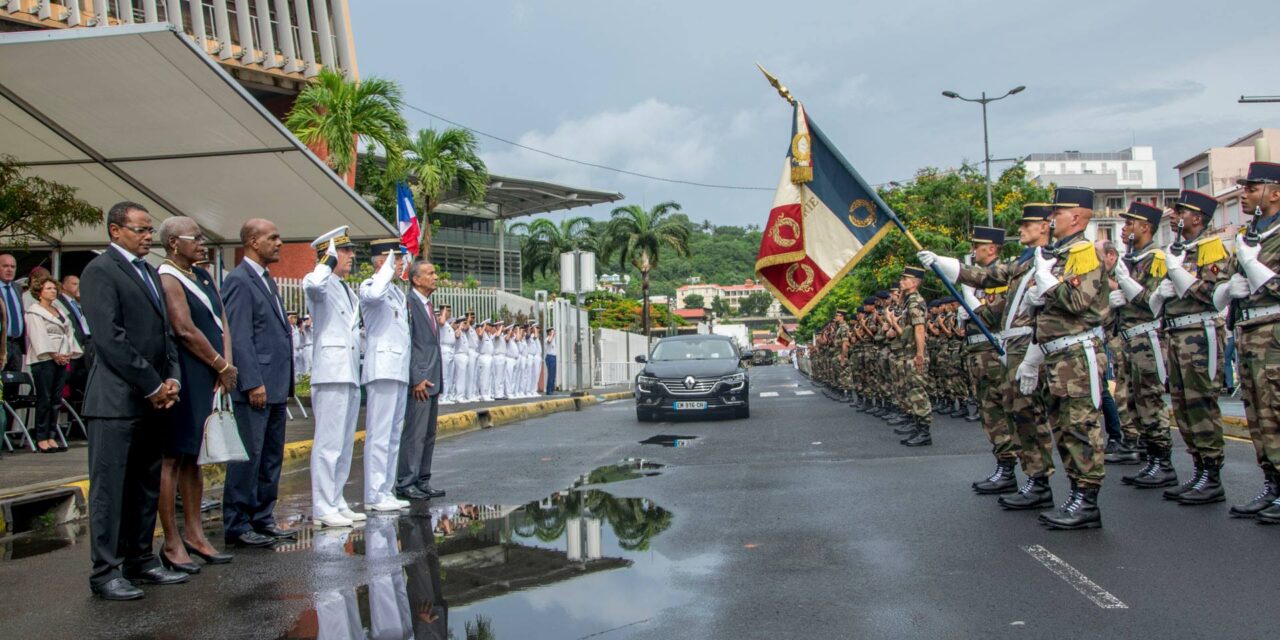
[0,23,395,248]
[432,174,624,220]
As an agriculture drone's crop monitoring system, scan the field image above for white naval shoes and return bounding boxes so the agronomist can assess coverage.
[339,508,367,522]
[440,398,454,405]
[394,498,411,508]
[316,512,354,528]
[481,396,493,402]
[368,499,405,512]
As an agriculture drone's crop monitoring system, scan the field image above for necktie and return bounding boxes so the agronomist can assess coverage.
[4,283,22,338]
[424,300,438,335]
[133,258,161,305]
[263,269,286,322]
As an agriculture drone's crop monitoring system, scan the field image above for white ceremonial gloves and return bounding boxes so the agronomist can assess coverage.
[917,250,960,282]
[1108,289,1127,309]
[1022,283,1045,311]
[1032,247,1059,296]
[956,305,970,325]
[1164,247,1196,298]
[1237,238,1277,293]
[1113,259,1144,301]
[1017,344,1045,395]
[961,284,982,310]
[1213,274,1250,311]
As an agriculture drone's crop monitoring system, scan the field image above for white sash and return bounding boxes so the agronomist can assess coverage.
[158,264,223,332]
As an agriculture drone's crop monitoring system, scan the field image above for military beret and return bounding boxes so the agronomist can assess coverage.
[1237,161,1280,185]
[901,266,926,280]
[1052,186,1095,210]
[1175,189,1218,218]
[1020,203,1054,222]
[1121,201,1164,228]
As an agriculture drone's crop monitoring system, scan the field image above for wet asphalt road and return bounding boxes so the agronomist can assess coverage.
[1,364,1278,639]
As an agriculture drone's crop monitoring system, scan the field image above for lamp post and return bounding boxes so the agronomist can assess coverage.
[942,86,1026,227]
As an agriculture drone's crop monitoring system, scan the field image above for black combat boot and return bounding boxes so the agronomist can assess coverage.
[1041,486,1102,530]
[964,399,980,422]
[1229,472,1280,518]
[893,421,918,435]
[901,422,931,447]
[1131,447,1178,489]
[973,460,1019,494]
[1178,457,1225,505]
[867,400,886,417]
[999,475,1054,510]
[1104,438,1140,465]
[1122,447,1158,485]
[1039,481,1077,523]
[1256,497,1280,524]
[1163,455,1203,500]
[953,398,964,416]
[886,410,912,427]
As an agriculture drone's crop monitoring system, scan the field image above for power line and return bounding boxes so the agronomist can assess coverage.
[403,103,775,192]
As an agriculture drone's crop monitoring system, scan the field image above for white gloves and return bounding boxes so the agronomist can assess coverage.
[1156,279,1176,300]
[1149,281,1170,316]
[1023,283,1046,309]
[1017,344,1045,395]
[1113,258,1132,280]
[1108,289,1127,309]
[961,284,982,310]
[1213,275,1249,311]
[917,250,960,282]
[1033,247,1059,296]
[1164,250,1196,298]
[326,238,338,260]
[1113,260,1143,301]
[956,306,970,325]
[1237,239,1277,293]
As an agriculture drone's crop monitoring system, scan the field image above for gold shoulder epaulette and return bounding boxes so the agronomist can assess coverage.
[1064,241,1100,277]
[1149,250,1167,279]
[1196,236,1227,267]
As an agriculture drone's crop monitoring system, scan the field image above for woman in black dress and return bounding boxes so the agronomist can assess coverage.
[156,217,239,573]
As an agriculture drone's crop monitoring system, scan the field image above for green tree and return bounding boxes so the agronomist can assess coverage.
[284,68,407,186]
[738,291,773,317]
[710,296,732,318]
[683,293,705,309]
[510,216,594,280]
[404,127,488,259]
[0,156,102,246]
[600,202,691,337]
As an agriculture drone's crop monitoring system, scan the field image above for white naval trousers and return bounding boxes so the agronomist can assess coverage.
[449,351,470,403]
[492,354,507,398]
[362,379,407,505]
[505,356,518,398]
[467,351,481,400]
[476,353,494,400]
[311,382,361,517]
[440,349,455,401]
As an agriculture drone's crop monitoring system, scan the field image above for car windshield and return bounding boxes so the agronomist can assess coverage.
[650,339,737,361]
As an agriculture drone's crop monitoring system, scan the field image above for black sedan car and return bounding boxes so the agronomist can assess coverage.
[634,334,751,421]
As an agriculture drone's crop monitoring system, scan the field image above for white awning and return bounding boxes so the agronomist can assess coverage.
[0,23,395,248]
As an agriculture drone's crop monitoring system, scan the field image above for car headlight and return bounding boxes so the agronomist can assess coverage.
[721,373,746,385]
[636,375,658,393]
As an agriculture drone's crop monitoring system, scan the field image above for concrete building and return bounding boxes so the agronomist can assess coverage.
[1025,146,1157,190]
[1085,186,1182,250]
[675,279,783,318]
[1174,128,1280,238]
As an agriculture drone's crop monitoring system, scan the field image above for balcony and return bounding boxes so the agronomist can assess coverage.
[433,227,522,251]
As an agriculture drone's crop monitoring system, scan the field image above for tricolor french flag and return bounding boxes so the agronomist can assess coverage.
[396,182,421,256]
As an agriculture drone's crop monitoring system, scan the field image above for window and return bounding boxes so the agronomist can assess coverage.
[1098,226,1113,241]
[1183,167,1210,190]
[1105,196,1124,211]
[1164,197,1179,209]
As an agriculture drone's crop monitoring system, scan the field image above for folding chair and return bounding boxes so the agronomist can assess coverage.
[56,396,88,443]
[2,371,38,452]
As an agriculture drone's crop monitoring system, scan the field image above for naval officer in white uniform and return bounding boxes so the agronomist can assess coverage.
[304,227,366,528]
[476,319,496,401]
[437,306,455,405]
[359,239,412,513]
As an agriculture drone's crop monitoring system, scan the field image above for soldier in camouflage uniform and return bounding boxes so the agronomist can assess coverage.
[1140,189,1229,504]
[1100,236,1143,464]
[1219,162,1280,521]
[942,298,969,414]
[890,267,934,445]
[1108,203,1176,484]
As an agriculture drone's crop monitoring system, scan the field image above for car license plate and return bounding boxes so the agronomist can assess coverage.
[673,401,707,410]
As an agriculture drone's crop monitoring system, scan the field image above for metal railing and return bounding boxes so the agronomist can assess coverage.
[596,362,643,387]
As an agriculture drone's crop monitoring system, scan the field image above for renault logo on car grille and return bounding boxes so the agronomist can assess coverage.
[683,376,697,390]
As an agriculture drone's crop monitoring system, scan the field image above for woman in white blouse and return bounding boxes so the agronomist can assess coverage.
[25,274,82,453]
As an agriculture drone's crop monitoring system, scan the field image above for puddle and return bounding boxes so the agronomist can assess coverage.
[639,434,699,448]
[0,522,85,561]
[277,460,713,640]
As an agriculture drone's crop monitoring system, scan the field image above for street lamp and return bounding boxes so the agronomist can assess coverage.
[942,85,1026,226]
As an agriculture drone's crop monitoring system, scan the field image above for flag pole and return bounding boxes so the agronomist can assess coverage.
[756,65,1004,356]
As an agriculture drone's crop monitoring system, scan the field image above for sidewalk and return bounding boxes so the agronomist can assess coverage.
[0,388,630,502]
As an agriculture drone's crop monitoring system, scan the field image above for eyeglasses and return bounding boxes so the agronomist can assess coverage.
[175,234,207,243]
[117,225,155,235]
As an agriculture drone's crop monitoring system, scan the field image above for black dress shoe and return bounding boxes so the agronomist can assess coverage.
[92,577,144,601]
[255,526,298,540]
[418,485,446,499]
[159,551,201,575]
[184,541,233,564]
[228,531,275,548]
[396,486,431,501]
[122,566,190,585]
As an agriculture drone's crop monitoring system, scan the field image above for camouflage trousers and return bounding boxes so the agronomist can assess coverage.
[1043,342,1108,489]
[899,356,932,422]
[1167,325,1225,462]
[966,348,1018,461]
[1107,336,1142,441]
[1005,342,1053,478]
[1238,322,1280,474]
[1120,333,1172,450]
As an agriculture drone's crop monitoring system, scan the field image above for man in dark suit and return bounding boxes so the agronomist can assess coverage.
[221,219,296,547]
[80,201,188,600]
[0,253,25,374]
[397,259,446,501]
[57,273,93,406]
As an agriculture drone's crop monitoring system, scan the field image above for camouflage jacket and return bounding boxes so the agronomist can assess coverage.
[898,292,927,354]
[957,257,1015,352]
[1229,211,1280,329]
[1035,231,1108,342]
[1163,228,1229,319]
[1118,242,1166,330]
[958,250,1038,349]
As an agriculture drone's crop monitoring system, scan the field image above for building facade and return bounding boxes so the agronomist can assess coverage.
[675,279,784,318]
[1174,128,1280,238]
[1025,146,1157,189]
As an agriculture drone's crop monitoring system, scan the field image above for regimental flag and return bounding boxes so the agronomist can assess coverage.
[396,182,422,256]
[755,103,893,318]
[775,321,792,347]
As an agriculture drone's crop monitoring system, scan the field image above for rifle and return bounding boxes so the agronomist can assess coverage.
[1124,231,1137,263]
[1227,205,1264,331]
[1170,216,1187,256]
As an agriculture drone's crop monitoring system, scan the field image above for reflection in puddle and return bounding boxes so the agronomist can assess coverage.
[280,460,703,639]
[638,434,699,448]
[0,522,86,560]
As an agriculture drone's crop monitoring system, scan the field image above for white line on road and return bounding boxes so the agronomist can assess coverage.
[1022,545,1128,610]
[795,390,814,396]
[759,392,779,397]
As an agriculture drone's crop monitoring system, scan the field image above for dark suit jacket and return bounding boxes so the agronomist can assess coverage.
[79,248,180,419]
[407,290,443,396]
[222,261,294,405]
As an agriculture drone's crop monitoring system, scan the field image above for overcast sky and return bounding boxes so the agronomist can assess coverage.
[350,0,1277,227]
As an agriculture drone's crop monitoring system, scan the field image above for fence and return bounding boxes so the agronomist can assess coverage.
[594,328,649,387]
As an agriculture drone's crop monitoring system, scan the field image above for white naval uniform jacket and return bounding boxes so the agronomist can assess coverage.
[303,263,362,386]
[358,269,410,385]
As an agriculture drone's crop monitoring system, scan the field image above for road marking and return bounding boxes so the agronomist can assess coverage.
[759,391,779,398]
[1022,545,1128,610]
[795,390,814,396]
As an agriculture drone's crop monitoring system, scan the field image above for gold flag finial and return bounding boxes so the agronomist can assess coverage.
[756,63,796,106]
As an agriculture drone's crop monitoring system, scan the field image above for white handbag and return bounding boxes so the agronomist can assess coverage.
[198,393,249,465]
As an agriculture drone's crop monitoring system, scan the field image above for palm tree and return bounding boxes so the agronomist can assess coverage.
[600,201,691,337]
[404,127,488,259]
[284,68,407,187]
[509,216,595,281]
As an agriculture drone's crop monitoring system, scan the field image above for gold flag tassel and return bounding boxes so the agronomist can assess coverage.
[790,103,813,184]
